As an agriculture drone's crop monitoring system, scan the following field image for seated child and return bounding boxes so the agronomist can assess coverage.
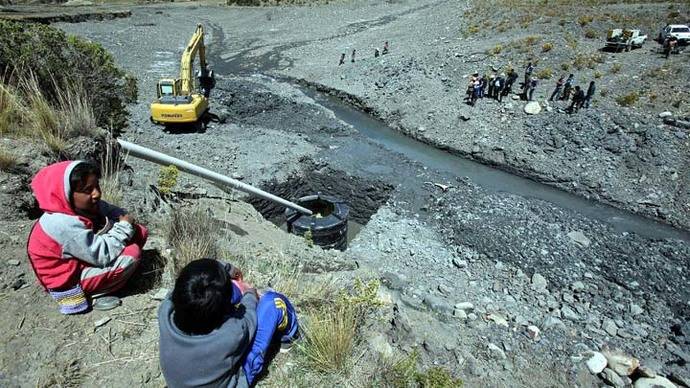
[158,258,259,388]
[243,290,299,386]
[27,160,147,314]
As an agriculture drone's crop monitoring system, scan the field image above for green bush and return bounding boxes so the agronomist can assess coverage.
[577,15,593,26]
[584,29,597,39]
[157,165,179,195]
[616,91,639,106]
[0,20,129,131]
[542,42,553,52]
[536,68,553,79]
[488,44,503,55]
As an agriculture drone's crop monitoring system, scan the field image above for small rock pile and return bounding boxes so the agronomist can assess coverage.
[585,351,679,388]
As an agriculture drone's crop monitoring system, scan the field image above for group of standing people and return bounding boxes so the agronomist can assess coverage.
[339,41,389,65]
[466,68,519,106]
[467,61,597,114]
[548,73,596,113]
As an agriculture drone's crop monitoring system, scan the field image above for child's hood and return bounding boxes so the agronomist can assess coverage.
[31,160,83,215]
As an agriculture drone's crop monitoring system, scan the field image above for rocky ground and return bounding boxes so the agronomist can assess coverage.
[1,1,689,387]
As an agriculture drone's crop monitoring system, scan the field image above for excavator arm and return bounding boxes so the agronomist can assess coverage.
[179,24,208,95]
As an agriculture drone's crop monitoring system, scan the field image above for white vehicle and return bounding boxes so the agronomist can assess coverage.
[658,24,690,45]
[606,29,647,52]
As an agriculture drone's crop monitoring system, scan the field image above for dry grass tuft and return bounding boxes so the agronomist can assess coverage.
[542,42,553,52]
[577,15,594,26]
[616,91,639,106]
[0,148,18,172]
[299,302,358,373]
[610,63,622,74]
[1,73,97,153]
[584,28,598,39]
[536,68,553,79]
[99,138,123,206]
[167,207,219,276]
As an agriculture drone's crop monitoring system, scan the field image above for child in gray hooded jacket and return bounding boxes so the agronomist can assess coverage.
[158,259,258,388]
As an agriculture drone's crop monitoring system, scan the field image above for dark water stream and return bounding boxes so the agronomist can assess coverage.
[299,87,690,242]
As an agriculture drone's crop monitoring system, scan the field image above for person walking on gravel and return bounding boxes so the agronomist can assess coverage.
[561,74,574,101]
[583,81,596,108]
[351,49,356,63]
[382,41,389,55]
[503,68,518,98]
[523,62,534,92]
[549,75,565,101]
[494,73,505,101]
[568,85,585,113]
[338,53,345,66]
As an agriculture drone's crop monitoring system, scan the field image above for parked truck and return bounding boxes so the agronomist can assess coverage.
[606,29,647,52]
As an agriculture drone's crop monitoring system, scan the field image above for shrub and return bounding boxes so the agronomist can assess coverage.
[565,32,578,50]
[467,25,480,35]
[167,206,219,275]
[524,35,540,46]
[573,52,604,70]
[488,44,503,55]
[374,350,462,388]
[600,89,609,97]
[300,279,382,373]
[577,15,593,26]
[561,63,571,71]
[542,42,553,52]
[610,63,622,74]
[416,366,463,388]
[0,20,130,131]
[536,68,553,79]
[594,71,603,79]
[300,302,358,373]
[668,11,680,19]
[584,29,597,39]
[616,91,639,106]
[157,165,179,195]
[123,74,138,104]
[0,148,17,172]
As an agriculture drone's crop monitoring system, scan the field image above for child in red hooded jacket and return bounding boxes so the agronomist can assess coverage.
[27,160,148,314]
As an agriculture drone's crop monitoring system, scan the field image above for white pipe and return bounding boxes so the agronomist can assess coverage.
[117,139,313,216]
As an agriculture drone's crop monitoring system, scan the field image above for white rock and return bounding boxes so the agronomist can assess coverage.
[453,308,468,319]
[487,343,506,359]
[634,376,676,388]
[604,351,640,376]
[586,352,608,374]
[454,302,474,311]
[152,288,170,301]
[567,231,591,247]
[603,318,618,336]
[630,303,644,316]
[526,325,540,340]
[524,101,542,115]
[637,365,657,378]
[601,367,626,388]
[7,259,20,266]
[94,317,111,328]
[487,313,509,328]
[561,306,580,321]
[571,281,586,292]
[531,273,548,290]
[368,333,393,358]
[658,111,673,118]
[452,258,467,268]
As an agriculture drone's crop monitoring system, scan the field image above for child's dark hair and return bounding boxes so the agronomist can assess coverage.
[172,258,234,335]
[69,161,101,193]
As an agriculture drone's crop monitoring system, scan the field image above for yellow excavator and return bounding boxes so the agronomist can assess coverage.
[150,24,215,130]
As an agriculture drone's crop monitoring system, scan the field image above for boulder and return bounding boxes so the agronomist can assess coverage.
[600,368,626,388]
[531,273,548,291]
[586,352,608,374]
[658,111,673,118]
[633,376,676,388]
[567,231,591,248]
[524,101,542,114]
[603,351,639,376]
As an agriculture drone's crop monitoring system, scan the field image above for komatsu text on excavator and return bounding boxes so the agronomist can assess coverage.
[150,24,215,130]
